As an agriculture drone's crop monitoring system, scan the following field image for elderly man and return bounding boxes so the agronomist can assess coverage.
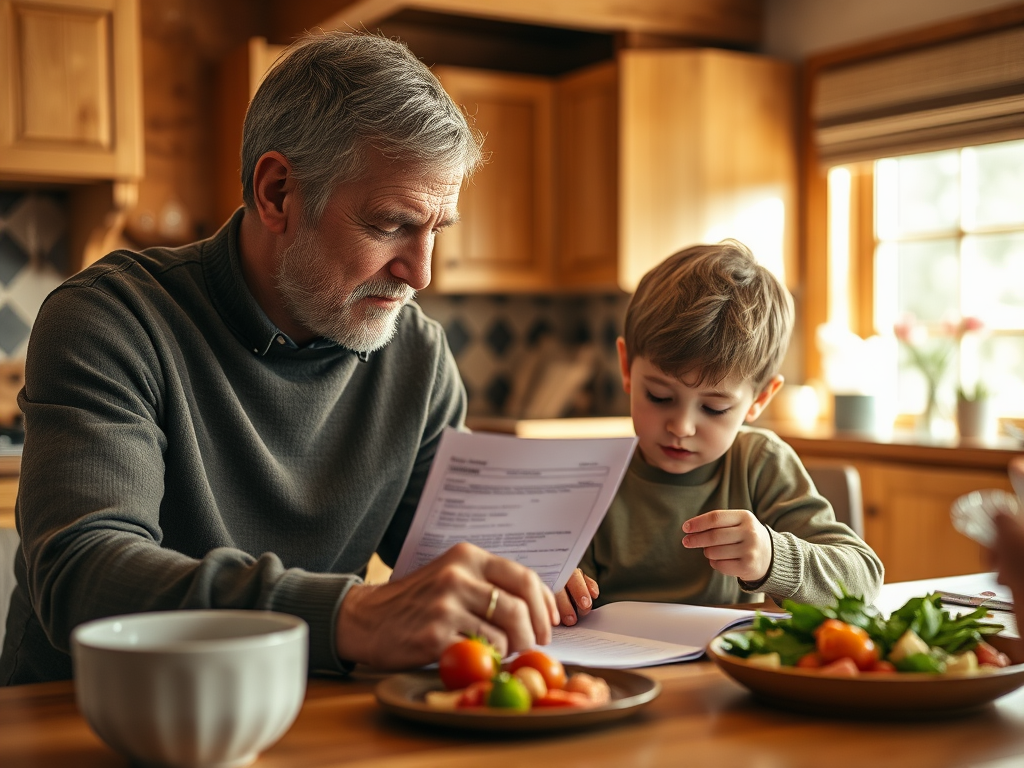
[0,31,556,685]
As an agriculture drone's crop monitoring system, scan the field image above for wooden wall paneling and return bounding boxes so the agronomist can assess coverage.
[214,37,287,226]
[214,39,253,227]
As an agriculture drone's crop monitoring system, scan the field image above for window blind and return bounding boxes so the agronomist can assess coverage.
[812,25,1024,165]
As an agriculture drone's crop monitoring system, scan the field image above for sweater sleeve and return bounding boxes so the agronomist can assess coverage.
[17,280,356,673]
[742,433,885,605]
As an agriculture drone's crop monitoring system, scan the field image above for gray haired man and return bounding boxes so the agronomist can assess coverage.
[1,31,556,686]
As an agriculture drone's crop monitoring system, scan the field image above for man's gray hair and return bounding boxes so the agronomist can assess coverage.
[240,31,483,222]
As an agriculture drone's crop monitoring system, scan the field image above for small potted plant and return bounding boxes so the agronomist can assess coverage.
[957,381,993,440]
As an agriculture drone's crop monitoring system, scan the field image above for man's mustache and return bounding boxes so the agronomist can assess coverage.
[348,279,414,303]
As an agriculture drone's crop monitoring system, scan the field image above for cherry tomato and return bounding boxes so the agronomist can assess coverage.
[817,657,860,676]
[975,640,1010,668]
[865,659,897,673]
[795,651,824,669]
[439,637,500,691]
[815,618,878,671]
[532,688,593,708]
[456,680,493,708]
[507,649,567,691]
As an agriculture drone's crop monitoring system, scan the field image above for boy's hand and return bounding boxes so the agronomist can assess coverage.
[682,510,772,583]
[555,568,600,626]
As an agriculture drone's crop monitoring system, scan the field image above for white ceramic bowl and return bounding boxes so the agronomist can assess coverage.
[71,610,308,768]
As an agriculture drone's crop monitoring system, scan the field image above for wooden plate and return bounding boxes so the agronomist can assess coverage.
[375,665,660,732]
[707,633,1024,718]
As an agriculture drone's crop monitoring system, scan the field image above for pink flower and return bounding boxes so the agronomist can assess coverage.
[959,316,985,335]
[894,314,927,345]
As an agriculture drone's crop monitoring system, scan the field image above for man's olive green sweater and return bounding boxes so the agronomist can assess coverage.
[0,210,465,685]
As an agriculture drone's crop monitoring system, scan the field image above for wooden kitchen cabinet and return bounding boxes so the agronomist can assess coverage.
[442,49,797,293]
[556,61,619,289]
[558,49,798,293]
[780,432,1017,584]
[431,66,555,293]
[855,461,1009,584]
[0,0,143,182]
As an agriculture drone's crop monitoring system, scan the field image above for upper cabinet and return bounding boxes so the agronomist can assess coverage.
[0,0,143,182]
[615,49,797,293]
[555,61,619,289]
[431,66,555,293]
[435,49,797,294]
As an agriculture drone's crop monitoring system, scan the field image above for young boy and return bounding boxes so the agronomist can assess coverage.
[558,240,884,625]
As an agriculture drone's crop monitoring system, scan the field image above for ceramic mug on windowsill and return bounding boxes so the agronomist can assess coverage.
[833,393,878,435]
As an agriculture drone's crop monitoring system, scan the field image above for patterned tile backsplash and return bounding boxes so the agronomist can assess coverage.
[0,191,70,359]
[417,293,631,418]
[0,190,630,418]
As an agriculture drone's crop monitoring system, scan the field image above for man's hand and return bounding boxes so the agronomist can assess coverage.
[335,542,558,670]
[554,568,600,626]
[682,509,772,583]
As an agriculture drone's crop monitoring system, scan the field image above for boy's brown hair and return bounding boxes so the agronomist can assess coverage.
[623,240,794,389]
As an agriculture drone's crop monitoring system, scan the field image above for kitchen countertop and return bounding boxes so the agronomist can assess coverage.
[466,416,1022,472]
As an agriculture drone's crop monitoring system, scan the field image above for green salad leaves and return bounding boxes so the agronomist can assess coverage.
[722,588,1004,673]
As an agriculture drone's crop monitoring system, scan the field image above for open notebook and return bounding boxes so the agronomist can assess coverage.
[544,601,785,669]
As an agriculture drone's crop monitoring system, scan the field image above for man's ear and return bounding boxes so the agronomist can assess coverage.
[745,374,784,423]
[616,337,632,394]
[251,151,299,235]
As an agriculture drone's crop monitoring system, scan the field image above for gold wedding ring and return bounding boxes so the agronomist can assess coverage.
[485,586,499,622]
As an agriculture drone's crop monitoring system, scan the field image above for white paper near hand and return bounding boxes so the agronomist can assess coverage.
[389,427,637,592]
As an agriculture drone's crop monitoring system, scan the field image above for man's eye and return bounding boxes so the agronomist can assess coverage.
[703,405,729,416]
[646,391,671,405]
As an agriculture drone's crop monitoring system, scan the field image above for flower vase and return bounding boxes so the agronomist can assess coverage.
[917,381,948,439]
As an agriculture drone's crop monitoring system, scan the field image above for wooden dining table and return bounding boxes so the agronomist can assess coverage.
[3,574,1023,768]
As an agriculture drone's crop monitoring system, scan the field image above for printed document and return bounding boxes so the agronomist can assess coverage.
[390,427,637,592]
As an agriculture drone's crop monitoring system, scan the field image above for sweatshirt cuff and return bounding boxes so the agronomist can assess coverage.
[269,570,360,674]
[756,528,803,599]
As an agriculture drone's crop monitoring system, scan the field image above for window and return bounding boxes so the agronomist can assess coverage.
[829,139,1024,422]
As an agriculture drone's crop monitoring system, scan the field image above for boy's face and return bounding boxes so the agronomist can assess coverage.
[618,339,782,475]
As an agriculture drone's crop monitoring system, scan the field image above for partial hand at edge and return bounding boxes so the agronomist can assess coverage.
[555,568,600,626]
[335,541,558,670]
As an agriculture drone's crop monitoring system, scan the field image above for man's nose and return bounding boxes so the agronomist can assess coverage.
[389,233,433,291]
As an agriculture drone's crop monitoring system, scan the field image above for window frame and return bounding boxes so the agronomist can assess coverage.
[800,3,1024,386]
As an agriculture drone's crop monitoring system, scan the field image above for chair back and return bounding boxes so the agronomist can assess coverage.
[804,461,865,538]
[0,528,18,651]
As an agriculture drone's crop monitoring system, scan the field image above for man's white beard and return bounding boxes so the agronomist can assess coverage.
[274,226,413,353]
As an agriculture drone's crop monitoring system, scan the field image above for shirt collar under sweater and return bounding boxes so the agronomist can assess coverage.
[628,447,722,486]
[203,208,368,361]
